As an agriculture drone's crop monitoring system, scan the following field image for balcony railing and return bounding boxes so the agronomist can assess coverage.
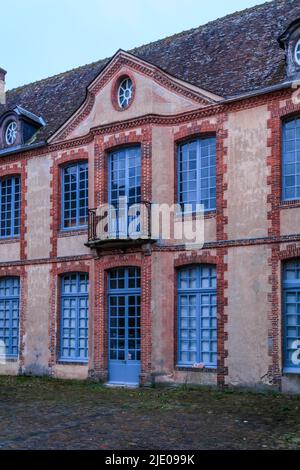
[87,201,152,247]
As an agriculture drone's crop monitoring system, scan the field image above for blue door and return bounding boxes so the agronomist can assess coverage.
[108,268,141,385]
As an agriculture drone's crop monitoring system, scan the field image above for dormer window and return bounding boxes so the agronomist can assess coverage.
[295,39,300,66]
[279,18,300,79]
[0,106,45,151]
[5,121,17,146]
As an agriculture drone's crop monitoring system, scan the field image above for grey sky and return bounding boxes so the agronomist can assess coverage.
[0,0,268,90]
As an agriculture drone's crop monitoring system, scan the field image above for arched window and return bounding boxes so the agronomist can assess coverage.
[0,277,20,358]
[178,137,216,212]
[60,273,89,362]
[177,265,217,367]
[0,176,20,238]
[282,117,300,201]
[283,260,300,373]
[61,162,88,230]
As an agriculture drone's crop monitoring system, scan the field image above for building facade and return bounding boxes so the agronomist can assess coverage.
[0,0,300,392]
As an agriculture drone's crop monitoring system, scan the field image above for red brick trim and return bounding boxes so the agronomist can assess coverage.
[48,260,91,369]
[92,253,151,384]
[94,127,152,208]
[173,120,218,208]
[173,250,227,386]
[0,162,26,260]
[52,52,213,142]
[111,71,136,112]
[0,265,27,368]
[50,148,89,258]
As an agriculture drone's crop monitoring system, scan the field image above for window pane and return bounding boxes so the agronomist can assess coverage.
[283,261,300,370]
[0,277,20,358]
[0,176,20,238]
[60,273,89,361]
[283,118,300,201]
[178,138,216,212]
[178,265,217,367]
[62,163,88,229]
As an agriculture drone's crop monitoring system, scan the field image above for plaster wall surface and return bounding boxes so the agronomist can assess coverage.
[281,207,300,236]
[226,245,271,387]
[0,242,20,262]
[23,265,51,375]
[25,155,52,260]
[53,364,89,380]
[226,106,270,240]
[57,234,90,258]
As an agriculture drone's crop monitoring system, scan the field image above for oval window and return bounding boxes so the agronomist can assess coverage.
[118,77,133,109]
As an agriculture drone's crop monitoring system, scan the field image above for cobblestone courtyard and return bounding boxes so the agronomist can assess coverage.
[0,377,299,450]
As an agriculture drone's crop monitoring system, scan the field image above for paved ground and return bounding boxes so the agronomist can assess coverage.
[0,376,299,449]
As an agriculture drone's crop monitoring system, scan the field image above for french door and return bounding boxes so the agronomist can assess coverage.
[108,267,141,385]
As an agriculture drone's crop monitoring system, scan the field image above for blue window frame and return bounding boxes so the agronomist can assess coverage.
[0,277,20,358]
[60,273,89,362]
[177,265,217,367]
[61,163,88,230]
[282,117,300,201]
[283,260,300,373]
[108,267,141,362]
[178,137,216,212]
[0,176,20,238]
[108,147,141,236]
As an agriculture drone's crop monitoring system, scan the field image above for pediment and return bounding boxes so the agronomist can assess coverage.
[50,50,222,143]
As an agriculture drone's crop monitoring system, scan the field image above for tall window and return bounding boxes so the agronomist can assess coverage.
[0,176,20,238]
[178,137,216,212]
[282,117,300,201]
[62,163,88,229]
[109,147,141,237]
[0,277,20,358]
[283,260,300,373]
[177,265,217,367]
[60,273,89,362]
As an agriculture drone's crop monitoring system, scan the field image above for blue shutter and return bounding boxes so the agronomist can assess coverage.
[62,163,88,230]
[0,176,20,238]
[283,261,300,373]
[178,138,216,212]
[60,273,89,362]
[282,117,300,201]
[0,277,20,358]
[177,265,217,367]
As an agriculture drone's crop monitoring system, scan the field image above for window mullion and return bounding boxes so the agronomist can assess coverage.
[11,177,15,237]
[197,140,201,207]
[76,165,80,228]
[61,169,65,229]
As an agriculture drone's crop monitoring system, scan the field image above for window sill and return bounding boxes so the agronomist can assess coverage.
[0,356,18,362]
[175,365,217,373]
[57,360,88,366]
[280,200,300,210]
[58,228,88,238]
[0,237,20,244]
[283,367,300,375]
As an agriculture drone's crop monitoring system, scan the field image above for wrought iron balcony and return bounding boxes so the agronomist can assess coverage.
[87,201,153,249]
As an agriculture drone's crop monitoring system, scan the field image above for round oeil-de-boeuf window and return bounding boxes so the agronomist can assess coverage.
[295,39,300,66]
[5,121,17,146]
[118,77,133,109]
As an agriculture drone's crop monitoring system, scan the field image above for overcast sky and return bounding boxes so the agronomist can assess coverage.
[0,0,268,90]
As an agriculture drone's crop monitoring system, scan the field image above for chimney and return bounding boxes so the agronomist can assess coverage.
[0,68,7,105]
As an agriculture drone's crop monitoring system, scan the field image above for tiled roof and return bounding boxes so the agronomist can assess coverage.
[0,0,299,143]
